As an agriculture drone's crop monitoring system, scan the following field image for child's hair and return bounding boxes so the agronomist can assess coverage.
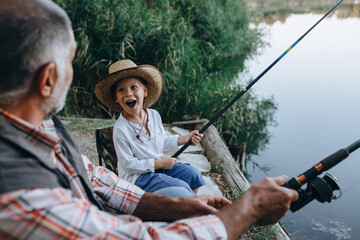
[111,76,148,100]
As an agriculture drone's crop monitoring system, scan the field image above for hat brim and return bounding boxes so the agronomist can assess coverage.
[94,65,163,113]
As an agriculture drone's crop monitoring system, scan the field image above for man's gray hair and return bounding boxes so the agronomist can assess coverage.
[0,0,72,108]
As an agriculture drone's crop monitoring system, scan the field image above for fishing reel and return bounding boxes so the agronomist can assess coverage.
[283,139,360,212]
[287,172,342,212]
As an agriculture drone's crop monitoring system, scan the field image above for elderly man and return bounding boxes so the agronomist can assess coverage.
[0,0,298,239]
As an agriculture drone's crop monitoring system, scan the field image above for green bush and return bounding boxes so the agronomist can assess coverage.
[55,0,277,169]
[54,0,260,117]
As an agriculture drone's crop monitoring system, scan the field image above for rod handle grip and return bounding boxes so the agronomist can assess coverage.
[320,148,349,171]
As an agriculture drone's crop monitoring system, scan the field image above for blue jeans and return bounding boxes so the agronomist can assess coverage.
[135,162,205,193]
[153,186,195,197]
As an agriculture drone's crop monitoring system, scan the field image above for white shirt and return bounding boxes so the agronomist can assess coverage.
[113,108,179,183]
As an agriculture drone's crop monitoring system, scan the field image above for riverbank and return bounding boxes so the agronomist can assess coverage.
[61,116,290,240]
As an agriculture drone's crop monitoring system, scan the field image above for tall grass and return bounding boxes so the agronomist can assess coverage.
[55,0,277,167]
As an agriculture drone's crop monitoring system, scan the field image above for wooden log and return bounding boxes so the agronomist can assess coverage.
[172,119,207,126]
[195,119,250,194]
[195,119,290,240]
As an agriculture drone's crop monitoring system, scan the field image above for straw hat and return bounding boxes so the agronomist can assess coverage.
[94,59,163,112]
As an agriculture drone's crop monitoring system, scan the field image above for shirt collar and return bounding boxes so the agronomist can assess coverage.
[0,107,61,150]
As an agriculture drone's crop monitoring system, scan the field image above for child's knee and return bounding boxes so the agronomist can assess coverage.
[188,165,202,179]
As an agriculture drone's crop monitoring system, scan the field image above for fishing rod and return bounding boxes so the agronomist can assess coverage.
[172,0,344,158]
[285,139,360,212]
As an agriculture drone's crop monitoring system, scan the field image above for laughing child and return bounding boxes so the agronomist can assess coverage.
[94,59,206,195]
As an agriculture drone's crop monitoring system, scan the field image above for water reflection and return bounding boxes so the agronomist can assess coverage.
[242,2,360,239]
[250,2,360,24]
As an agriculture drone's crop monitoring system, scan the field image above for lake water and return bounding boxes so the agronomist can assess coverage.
[242,3,360,240]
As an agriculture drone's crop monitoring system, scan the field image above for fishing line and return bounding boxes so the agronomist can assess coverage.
[172,0,344,158]
[341,177,360,195]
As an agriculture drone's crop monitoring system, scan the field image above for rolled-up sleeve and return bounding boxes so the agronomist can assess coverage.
[82,155,144,214]
[163,134,179,151]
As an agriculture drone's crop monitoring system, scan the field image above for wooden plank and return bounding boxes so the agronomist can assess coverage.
[172,119,208,125]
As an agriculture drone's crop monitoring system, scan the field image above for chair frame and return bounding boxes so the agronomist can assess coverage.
[95,124,118,174]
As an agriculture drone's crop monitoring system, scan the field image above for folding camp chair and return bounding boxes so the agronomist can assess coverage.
[95,125,118,174]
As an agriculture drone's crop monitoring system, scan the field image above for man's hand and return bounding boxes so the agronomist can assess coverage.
[216,175,299,240]
[133,193,231,221]
[195,194,232,209]
[173,195,231,219]
[249,175,299,226]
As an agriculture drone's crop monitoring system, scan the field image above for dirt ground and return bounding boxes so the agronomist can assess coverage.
[61,117,115,166]
[70,129,100,165]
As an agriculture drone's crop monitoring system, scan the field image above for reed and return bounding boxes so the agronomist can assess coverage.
[55,0,277,171]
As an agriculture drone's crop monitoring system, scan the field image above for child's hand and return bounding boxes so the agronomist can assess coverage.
[178,130,204,146]
[155,156,176,170]
[189,130,203,146]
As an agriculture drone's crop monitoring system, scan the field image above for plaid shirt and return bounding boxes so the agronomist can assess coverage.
[0,108,227,239]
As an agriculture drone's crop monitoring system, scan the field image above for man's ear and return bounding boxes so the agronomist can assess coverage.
[38,62,57,97]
